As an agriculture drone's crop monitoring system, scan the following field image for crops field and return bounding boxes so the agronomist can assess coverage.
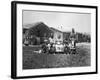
[23,43,91,69]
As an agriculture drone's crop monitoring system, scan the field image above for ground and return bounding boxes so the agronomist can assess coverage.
[23,43,91,69]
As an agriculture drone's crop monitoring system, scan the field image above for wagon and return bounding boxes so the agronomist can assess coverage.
[42,39,76,54]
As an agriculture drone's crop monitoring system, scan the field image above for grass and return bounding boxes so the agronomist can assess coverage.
[23,43,91,69]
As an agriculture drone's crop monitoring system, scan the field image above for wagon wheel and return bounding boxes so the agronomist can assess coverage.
[64,46,70,54]
[49,47,56,54]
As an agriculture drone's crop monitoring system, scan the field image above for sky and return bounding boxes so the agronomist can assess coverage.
[23,10,91,33]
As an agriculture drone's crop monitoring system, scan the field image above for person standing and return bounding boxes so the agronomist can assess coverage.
[69,28,77,47]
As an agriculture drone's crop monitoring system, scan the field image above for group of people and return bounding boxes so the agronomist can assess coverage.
[44,28,77,47]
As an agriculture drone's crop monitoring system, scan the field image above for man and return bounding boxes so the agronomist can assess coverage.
[69,28,77,48]
[48,33,56,53]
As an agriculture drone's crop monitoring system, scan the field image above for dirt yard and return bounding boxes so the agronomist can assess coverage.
[23,43,91,69]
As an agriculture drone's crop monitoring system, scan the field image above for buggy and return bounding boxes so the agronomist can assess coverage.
[42,38,76,54]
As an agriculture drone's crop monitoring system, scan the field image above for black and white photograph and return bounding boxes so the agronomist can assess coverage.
[11,1,97,79]
[23,10,91,69]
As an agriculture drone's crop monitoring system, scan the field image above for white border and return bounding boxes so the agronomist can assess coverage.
[17,3,96,77]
